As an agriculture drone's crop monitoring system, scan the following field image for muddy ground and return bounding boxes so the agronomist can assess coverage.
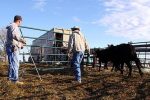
[0,63,150,100]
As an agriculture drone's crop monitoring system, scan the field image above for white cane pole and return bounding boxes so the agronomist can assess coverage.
[19,28,42,81]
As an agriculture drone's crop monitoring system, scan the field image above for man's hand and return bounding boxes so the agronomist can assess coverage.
[20,38,26,49]
[21,43,26,49]
[85,49,90,57]
[21,46,24,49]
[68,53,73,60]
[12,45,17,52]
[68,53,71,58]
[20,38,26,44]
[87,52,90,57]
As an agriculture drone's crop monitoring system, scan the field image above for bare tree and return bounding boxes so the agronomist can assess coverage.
[0,28,7,62]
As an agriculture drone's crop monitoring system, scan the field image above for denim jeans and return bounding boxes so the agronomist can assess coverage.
[6,45,19,82]
[71,51,84,81]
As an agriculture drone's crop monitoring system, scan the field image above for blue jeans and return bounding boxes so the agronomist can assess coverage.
[71,51,84,81]
[6,45,19,82]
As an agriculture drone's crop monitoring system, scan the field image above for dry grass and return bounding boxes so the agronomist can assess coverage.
[0,63,150,100]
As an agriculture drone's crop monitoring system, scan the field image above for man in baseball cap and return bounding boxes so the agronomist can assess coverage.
[6,15,26,85]
[14,15,22,21]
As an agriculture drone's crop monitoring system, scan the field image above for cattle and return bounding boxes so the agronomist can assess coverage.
[94,48,110,71]
[95,43,143,77]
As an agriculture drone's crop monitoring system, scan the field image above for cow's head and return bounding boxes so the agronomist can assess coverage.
[93,48,102,57]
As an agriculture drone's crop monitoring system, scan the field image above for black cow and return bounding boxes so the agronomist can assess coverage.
[95,44,143,77]
[94,48,110,71]
[95,48,118,71]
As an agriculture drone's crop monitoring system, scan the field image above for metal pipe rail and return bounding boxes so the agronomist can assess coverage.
[41,61,69,62]
[20,26,50,32]
[26,45,67,49]
[23,36,68,43]
[20,26,71,35]
[131,41,150,68]
[19,26,70,65]
[43,54,67,56]
[130,41,150,44]
[20,53,68,56]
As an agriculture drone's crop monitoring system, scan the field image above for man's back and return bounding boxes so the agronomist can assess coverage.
[68,30,89,53]
[73,31,86,52]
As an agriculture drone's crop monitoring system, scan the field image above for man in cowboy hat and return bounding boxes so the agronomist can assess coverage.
[5,15,26,85]
[68,26,90,83]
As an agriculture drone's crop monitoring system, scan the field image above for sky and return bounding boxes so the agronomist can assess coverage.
[1,0,150,49]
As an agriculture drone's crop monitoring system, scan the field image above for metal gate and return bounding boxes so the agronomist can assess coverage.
[130,41,150,68]
[19,26,71,66]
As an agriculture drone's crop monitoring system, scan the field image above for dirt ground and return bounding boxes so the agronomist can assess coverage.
[0,63,150,100]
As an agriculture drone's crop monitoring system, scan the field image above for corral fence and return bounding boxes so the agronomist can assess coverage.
[83,42,150,69]
[19,26,92,73]
[18,26,150,70]
[19,26,71,67]
[130,41,150,68]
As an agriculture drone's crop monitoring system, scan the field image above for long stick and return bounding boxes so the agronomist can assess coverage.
[19,28,42,81]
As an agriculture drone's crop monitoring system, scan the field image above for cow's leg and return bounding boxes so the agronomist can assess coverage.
[92,56,96,68]
[111,63,115,71]
[113,62,123,74]
[117,63,123,75]
[134,58,143,77]
[98,60,101,71]
[104,62,108,70]
[112,62,119,72]
[120,62,124,75]
[125,61,132,77]
[115,62,120,71]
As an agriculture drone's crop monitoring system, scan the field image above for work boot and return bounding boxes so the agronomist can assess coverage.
[77,79,81,83]
[15,81,24,85]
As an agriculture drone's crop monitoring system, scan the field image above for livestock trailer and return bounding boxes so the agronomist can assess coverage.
[30,28,72,63]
